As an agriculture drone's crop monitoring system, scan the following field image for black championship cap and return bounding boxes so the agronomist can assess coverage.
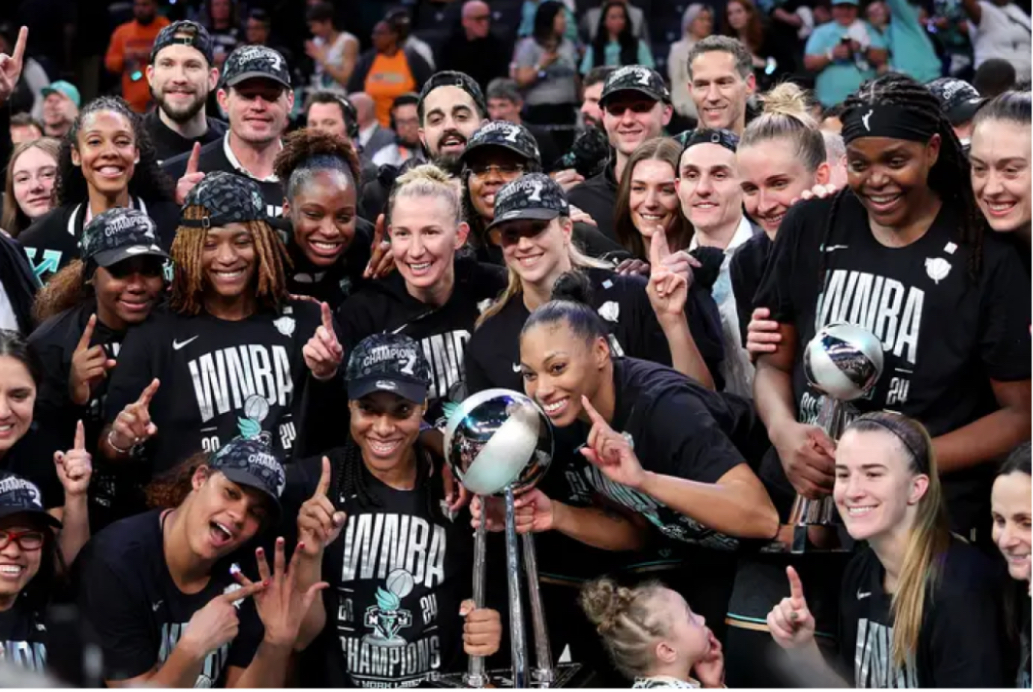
[210,438,286,513]
[485,173,569,232]
[927,77,986,125]
[181,172,268,228]
[151,20,215,65]
[80,208,169,268]
[346,333,432,404]
[460,121,541,166]
[418,70,488,118]
[220,45,291,90]
[0,473,61,529]
[600,65,671,107]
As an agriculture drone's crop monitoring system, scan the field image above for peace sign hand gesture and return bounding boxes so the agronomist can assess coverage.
[297,457,347,558]
[646,230,688,319]
[579,396,646,490]
[0,27,27,107]
[55,420,93,497]
[303,303,343,381]
[109,378,160,452]
[766,566,816,649]
[69,314,117,406]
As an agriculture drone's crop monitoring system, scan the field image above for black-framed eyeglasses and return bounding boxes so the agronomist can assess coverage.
[0,529,45,551]
[469,162,525,179]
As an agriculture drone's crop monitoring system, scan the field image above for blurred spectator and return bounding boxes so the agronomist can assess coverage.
[962,0,1031,83]
[973,58,1017,96]
[305,2,359,93]
[9,114,43,145]
[804,0,888,107]
[822,130,848,187]
[0,24,49,121]
[870,0,942,83]
[520,0,580,44]
[245,9,272,46]
[820,102,846,131]
[2,138,59,237]
[439,1,512,93]
[580,1,655,74]
[349,92,396,158]
[928,76,986,146]
[722,0,781,87]
[580,65,615,129]
[669,5,716,125]
[372,93,424,167]
[104,0,171,113]
[513,1,580,140]
[143,21,227,163]
[347,21,432,128]
[580,0,649,42]
[486,78,561,169]
[305,91,358,142]
[687,37,755,134]
[40,81,80,139]
[200,0,242,69]
[386,8,436,71]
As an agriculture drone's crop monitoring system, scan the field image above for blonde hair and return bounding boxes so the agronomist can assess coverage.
[580,578,672,680]
[844,411,951,668]
[387,163,463,227]
[2,137,60,236]
[740,83,826,173]
[475,218,611,327]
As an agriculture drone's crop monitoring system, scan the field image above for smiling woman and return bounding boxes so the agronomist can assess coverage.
[17,97,179,285]
[1,138,59,238]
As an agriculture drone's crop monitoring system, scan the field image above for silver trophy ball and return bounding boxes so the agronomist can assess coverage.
[444,389,554,496]
[803,323,885,401]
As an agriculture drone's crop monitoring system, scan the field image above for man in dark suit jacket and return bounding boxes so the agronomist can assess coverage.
[438,0,512,93]
[349,91,397,160]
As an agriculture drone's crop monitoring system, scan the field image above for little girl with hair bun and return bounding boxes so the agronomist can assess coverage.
[580,578,726,688]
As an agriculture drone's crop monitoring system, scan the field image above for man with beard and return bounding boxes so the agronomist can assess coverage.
[162,45,293,219]
[104,0,170,113]
[144,21,228,164]
[40,80,80,139]
[358,70,486,221]
[580,65,615,130]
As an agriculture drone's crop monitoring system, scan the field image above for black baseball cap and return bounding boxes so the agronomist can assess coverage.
[927,77,985,125]
[220,45,291,90]
[181,172,268,228]
[81,208,169,268]
[418,70,489,120]
[485,173,569,232]
[460,121,541,166]
[599,65,671,107]
[151,21,215,65]
[0,473,61,529]
[346,333,432,404]
[209,438,286,513]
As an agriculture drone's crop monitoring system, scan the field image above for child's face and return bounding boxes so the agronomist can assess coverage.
[659,588,712,666]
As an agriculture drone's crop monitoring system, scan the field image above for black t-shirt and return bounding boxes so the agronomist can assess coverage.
[837,538,1007,688]
[566,162,618,242]
[729,231,773,349]
[76,510,263,685]
[465,267,673,396]
[0,596,49,674]
[103,301,321,473]
[161,135,285,219]
[17,198,180,285]
[1020,594,1031,688]
[335,260,507,428]
[28,301,149,529]
[282,217,373,310]
[144,110,229,165]
[286,451,473,687]
[754,193,1031,533]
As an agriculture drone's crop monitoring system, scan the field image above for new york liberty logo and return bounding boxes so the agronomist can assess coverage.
[363,568,415,647]
[237,394,273,446]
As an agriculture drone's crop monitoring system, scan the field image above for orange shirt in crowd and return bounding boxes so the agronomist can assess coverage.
[364,52,416,128]
[104,17,171,113]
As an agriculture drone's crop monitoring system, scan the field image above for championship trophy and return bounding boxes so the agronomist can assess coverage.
[787,323,884,553]
[437,389,579,689]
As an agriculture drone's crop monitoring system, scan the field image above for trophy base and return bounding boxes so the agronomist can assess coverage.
[429,663,585,688]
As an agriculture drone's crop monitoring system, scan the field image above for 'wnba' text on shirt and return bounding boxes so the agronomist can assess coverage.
[339,513,447,588]
[187,345,294,424]
[0,640,46,672]
[853,618,918,688]
[159,622,230,687]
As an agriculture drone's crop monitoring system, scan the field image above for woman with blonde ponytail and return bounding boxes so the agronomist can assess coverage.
[767,411,1008,687]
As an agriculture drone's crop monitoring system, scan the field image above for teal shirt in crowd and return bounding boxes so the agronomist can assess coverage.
[883,0,942,82]
[580,39,655,73]
[805,23,887,106]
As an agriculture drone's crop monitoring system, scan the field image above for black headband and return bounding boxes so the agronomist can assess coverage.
[841,104,938,144]
[683,128,740,154]
[850,416,927,472]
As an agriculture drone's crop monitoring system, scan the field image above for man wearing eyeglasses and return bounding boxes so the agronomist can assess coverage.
[567,65,674,241]
[438,0,512,93]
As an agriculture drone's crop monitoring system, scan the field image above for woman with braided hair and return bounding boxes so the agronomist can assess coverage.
[98,172,327,478]
[580,578,725,688]
[19,96,179,284]
[283,332,502,687]
[751,72,1030,545]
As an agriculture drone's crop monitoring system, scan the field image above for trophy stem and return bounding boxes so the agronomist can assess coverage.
[521,533,554,687]
[505,486,528,689]
[464,514,489,687]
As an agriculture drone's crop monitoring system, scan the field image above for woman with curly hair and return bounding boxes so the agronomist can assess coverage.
[272,129,373,308]
[98,172,327,478]
[18,97,178,284]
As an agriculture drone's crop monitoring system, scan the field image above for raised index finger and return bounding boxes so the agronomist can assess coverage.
[649,227,670,268]
[10,27,27,68]
[186,142,201,175]
[315,456,332,497]
[580,395,609,429]
[74,420,85,450]
[320,302,334,333]
[76,314,97,353]
[136,378,161,408]
[786,565,806,604]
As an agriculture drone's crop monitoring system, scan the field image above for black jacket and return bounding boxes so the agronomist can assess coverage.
[144,109,229,164]
[567,161,619,241]
[438,31,512,93]
[0,230,39,333]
